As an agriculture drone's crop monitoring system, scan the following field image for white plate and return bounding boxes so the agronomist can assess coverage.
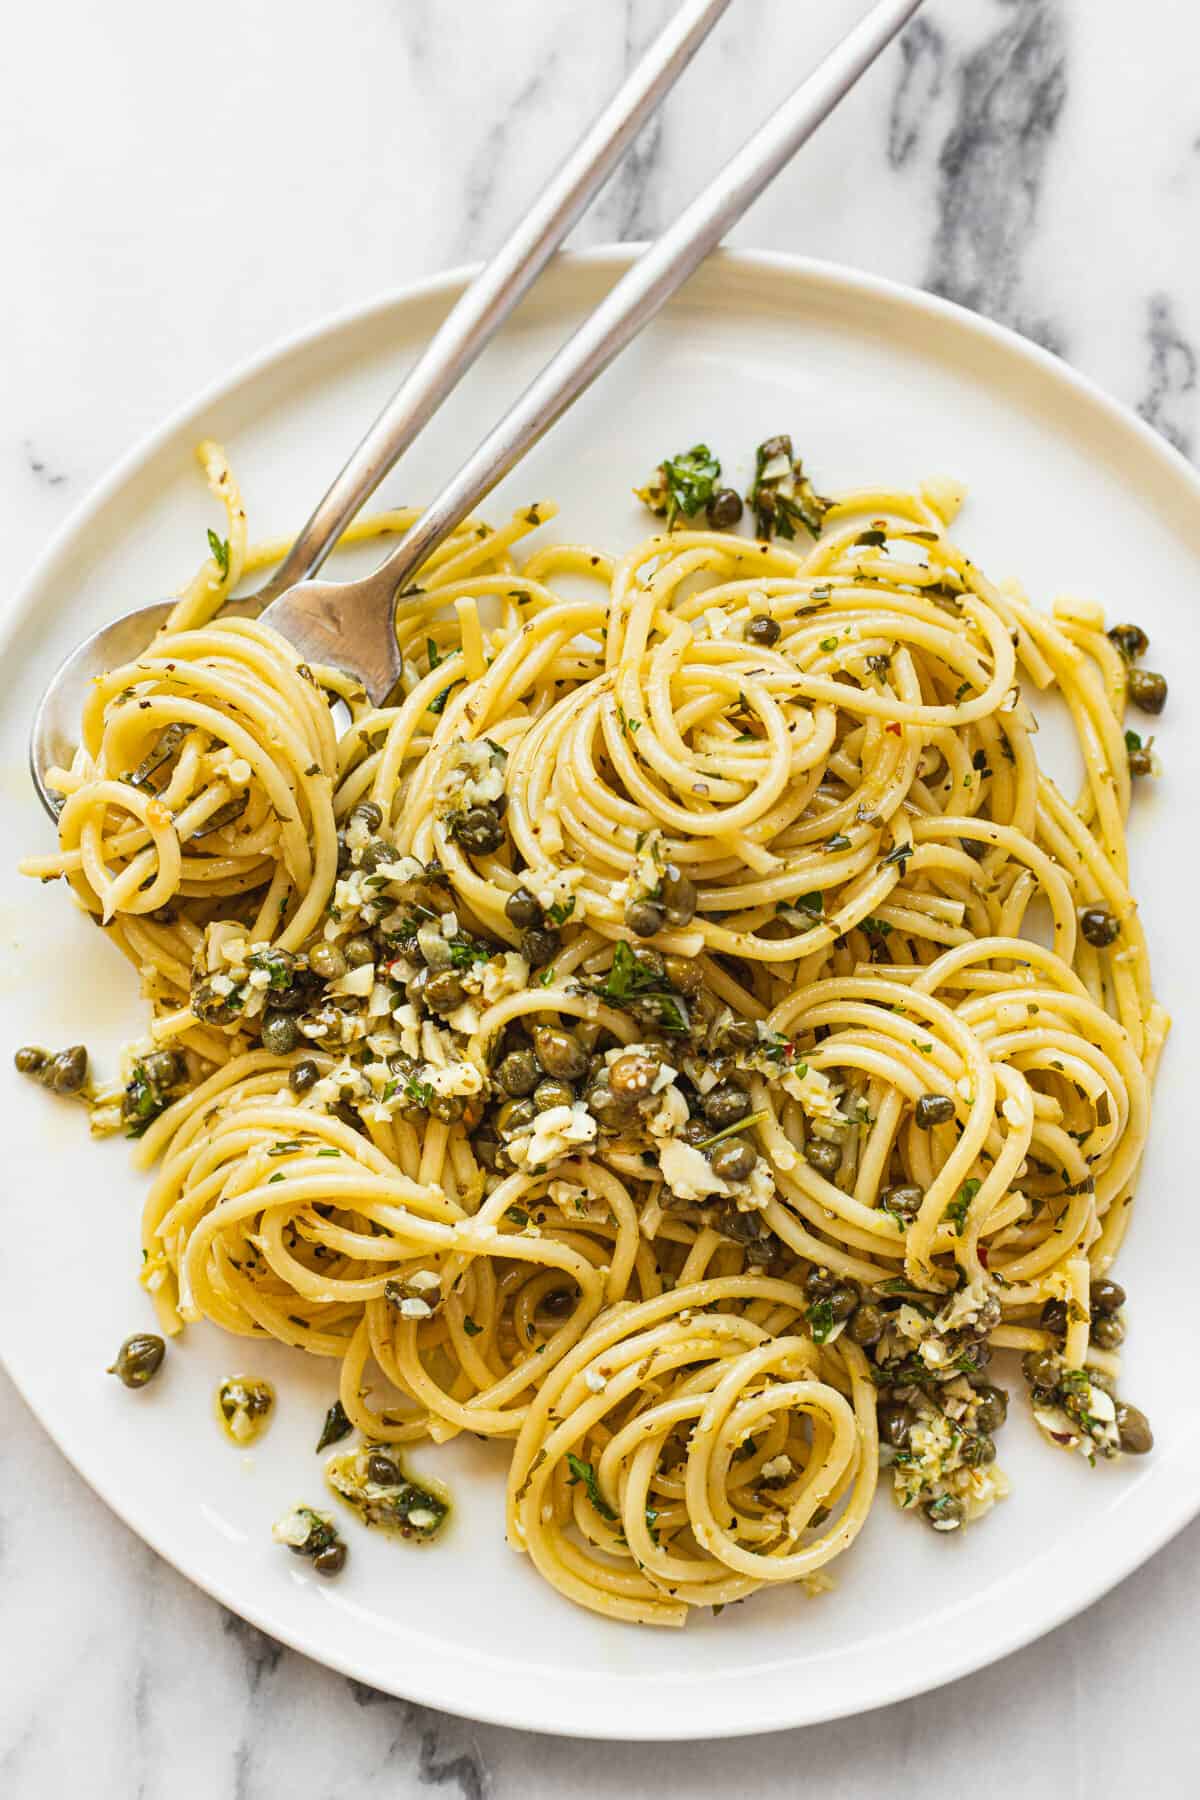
[3,250,1199,1741]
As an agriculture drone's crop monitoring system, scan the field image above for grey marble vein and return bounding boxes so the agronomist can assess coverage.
[887,16,947,170]
[1137,293,1197,457]
[23,440,67,486]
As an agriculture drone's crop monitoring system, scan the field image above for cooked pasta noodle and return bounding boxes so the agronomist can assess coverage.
[19,438,1168,1622]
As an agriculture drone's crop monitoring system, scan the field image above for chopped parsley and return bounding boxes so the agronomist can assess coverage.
[635,444,722,531]
[207,529,230,577]
[943,1176,982,1235]
[566,1452,617,1520]
[746,434,830,540]
[316,1399,353,1452]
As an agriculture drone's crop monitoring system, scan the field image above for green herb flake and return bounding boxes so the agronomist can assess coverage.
[566,1452,617,1521]
[207,529,231,577]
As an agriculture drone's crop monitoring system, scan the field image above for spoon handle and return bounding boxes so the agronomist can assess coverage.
[251,0,733,606]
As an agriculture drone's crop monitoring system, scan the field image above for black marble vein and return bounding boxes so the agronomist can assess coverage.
[221,1608,285,1691]
[888,17,947,169]
[1137,293,1197,457]
[348,1680,489,1798]
[925,0,1067,351]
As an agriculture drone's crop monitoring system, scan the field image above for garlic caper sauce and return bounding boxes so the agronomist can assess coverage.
[326,1445,450,1542]
[215,1375,275,1444]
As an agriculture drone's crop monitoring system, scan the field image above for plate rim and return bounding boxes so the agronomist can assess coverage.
[4,245,1200,1739]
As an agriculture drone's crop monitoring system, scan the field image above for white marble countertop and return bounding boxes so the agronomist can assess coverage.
[4,0,1199,1792]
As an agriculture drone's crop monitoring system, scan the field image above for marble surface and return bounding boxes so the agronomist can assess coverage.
[4,0,1199,1792]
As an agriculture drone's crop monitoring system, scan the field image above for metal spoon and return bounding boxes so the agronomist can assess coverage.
[30,0,923,818]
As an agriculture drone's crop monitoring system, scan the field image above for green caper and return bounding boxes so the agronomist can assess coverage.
[261,1011,299,1056]
[289,1058,320,1094]
[1091,1276,1126,1315]
[962,1433,996,1468]
[662,953,702,995]
[586,1081,629,1127]
[608,1050,661,1099]
[1022,1348,1061,1390]
[473,1133,501,1171]
[847,1302,885,1346]
[505,886,543,929]
[706,487,744,530]
[659,865,698,928]
[803,1266,836,1300]
[142,1049,185,1091]
[1128,745,1155,777]
[1091,1312,1125,1349]
[678,1114,712,1146]
[625,897,666,938]
[312,1542,347,1576]
[710,1138,756,1181]
[915,1094,955,1129]
[805,1138,842,1178]
[630,946,665,981]
[453,805,505,855]
[429,1093,466,1124]
[702,1082,751,1129]
[827,1281,860,1321]
[1115,1401,1153,1455]
[744,613,781,647]
[533,1077,574,1112]
[424,971,465,1011]
[522,926,560,968]
[925,1493,965,1531]
[358,838,396,873]
[1128,668,1167,714]
[344,934,375,967]
[496,1098,536,1135]
[1107,623,1148,660]
[878,1401,915,1449]
[532,1025,588,1081]
[497,1050,539,1097]
[43,1044,89,1094]
[14,1045,49,1075]
[308,942,347,981]
[108,1333,166,1389]
[1079,904,1120,948]
[1040,1298,1068,1336]
[973,1384,1009,1434]
[367,1450,401,1486]
[539,1286,578,1318]
[880,1182,923,1218]
[350,799,383,832]
[711,1014,758,1052]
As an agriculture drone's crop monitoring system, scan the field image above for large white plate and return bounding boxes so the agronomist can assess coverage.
[2,251,1199,1740]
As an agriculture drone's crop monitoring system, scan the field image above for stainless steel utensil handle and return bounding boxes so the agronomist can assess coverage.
[253,0,733,606]
[364,0,924,603]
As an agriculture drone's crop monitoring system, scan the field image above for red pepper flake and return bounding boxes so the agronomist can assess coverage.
[977,1244,990,1268]
[885,722,902,736]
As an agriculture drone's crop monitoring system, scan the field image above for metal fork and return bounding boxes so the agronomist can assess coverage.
[31,0,923,817]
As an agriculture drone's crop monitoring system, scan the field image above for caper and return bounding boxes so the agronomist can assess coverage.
[261,1011,299,1055]
[505,886,543,929]
[1115,1401,1153,1455]
[963,1433,997,1468]
[827,1281,860,1321]
[350,799,383,832]
[533,1077,574,1112]
[539,1286,578,1318]
[973,1384,1009,1434]
[710,1138,756,1182]
[312,1542,347,1576]
[1128,745,1155,777]
[711,1014,758,1052]
[367,1450,401,1486]
[473,1133,501,1171]
[289,1058,320,1094]
[1128,668,1167,714]
[1079,904,1120,949]
[625,897,666,938]
[880,1181,923,1219]
[308,942,347,981]
[659,865,698,928]
[706,486,744,530]
[678,1114,711,1146]
[496,1098,536,1135]
[343,934,375,968]
[1107,622,1148,660]
[424,971,465,1011]
[1091,1276,1126,1315]
[497,1050,539,1097]
[915,1094,955,1129]
[1091,1312,1125,1349]
[848,1302,885,1346]
[630,946,665,982]
[45,1044,89,1094]
[744,613,781,647]
[532,1025,588,1081]
[14,1045,49,1075]
[453,805,505,855]
[662,954,702,995]
[108,1333,166,1389]
[522,926,560,968]
[803,1266,836,1300]
[1022,1348,1060,1390]
[805,1138,842,1178]
[1039,1298,1068,1337]
[608,1051,661,1100]
[702,1082,751,1129]
[142,1049,185,1090]
[925,1494,965,1531]
[586,1081,629,1127]
[878,1401,915,1449]
[429,1093,466,1124]
[358,838,396,873]
[336,829,353,873]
